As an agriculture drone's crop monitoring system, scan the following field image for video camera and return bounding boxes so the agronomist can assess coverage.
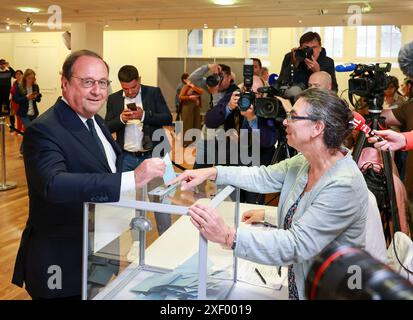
[348,62,392,112]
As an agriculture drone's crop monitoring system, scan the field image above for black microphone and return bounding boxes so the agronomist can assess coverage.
[335,63,356,72]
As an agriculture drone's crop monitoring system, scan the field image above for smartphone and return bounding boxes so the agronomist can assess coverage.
[127,103,137,111]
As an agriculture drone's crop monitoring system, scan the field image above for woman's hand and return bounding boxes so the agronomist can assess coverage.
[188,203,234,246]
[166,168,218,191]
[242,209,265,224]
[368,129,407,151]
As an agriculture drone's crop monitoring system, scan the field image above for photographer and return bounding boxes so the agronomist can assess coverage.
[188,63,238,168]
[277,32,338,92]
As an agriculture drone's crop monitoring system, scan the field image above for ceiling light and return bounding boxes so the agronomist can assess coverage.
[25,26,31,32]
[6,25,10,31]
[362,4,372,13]
[18,7,41,13]
[105,24,109,28]
[203,23,208,29]
[233,25,238,29]
[213,0,236,5]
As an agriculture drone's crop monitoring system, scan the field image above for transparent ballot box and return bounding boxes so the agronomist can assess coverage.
[82,178,240,300]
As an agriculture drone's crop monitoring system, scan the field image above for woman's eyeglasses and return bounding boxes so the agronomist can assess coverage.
[286,111,319,122]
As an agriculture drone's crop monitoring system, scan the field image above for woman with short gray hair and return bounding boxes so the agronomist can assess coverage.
[169,87,369,300]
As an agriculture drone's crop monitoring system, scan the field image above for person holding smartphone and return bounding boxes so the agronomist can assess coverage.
[105,65,173,236]
[13,68,41,129]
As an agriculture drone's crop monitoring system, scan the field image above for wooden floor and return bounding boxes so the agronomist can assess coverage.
[0,131,30,299]
[0,124,195,300]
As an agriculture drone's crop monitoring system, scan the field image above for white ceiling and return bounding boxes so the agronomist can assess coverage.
[1,0,413,32]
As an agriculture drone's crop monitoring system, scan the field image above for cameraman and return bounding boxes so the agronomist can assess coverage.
[207,75,278,203]
[277,31,338,92]
[188,63,238,168]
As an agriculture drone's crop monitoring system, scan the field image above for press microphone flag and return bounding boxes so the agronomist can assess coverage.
[351,111,384,141]
[335,63,356,72]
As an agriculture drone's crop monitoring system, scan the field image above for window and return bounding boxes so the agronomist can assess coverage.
[248,28,268,56]
[213,29,235,47]
[381,25,401,58]
[187,29,203,56]
[356,26,376,58]
[323,26,343,57]
[304,26,321,34]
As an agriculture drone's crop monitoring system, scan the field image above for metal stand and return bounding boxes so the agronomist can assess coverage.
[352,110,400,244]
[0,116,16,191]
[255,129,296,205]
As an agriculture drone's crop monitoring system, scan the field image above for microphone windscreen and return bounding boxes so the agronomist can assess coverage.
[284,85,303,101]
[268,73,278,86]
[335,63,356,72]
[398,41,413,79]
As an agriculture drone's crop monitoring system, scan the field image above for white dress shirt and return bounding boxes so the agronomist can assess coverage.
[61,97,135,194]
[122,90,147,152]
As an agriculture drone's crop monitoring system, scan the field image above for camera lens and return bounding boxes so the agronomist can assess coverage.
[238,92,255,111]
[206,74,221,87]
[305,243,413,300]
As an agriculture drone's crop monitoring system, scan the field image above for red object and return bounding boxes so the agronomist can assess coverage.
[352,112,371,134]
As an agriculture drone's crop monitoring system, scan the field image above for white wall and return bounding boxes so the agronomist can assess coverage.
[0,32,70,113]
[103,30,187,92]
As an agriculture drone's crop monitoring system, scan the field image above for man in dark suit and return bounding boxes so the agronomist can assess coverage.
[12,50,165,299]
[105,65,172,235]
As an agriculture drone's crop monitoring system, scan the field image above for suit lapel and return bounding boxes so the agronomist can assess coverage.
[140,85,147,110]
[55,100,112,172]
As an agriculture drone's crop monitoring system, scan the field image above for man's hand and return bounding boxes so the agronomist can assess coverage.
[166,168,217,191]
[132,107,144,120]
[134,158,165,189]
[208,63,222,75]
[368,129,407,152]
[121,107,143,122]
[121,109,134,122]
[305,56,321,72]
[240,105,256,121]
[228,91,240,110]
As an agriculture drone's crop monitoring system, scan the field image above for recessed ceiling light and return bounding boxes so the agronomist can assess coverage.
[18,7,41,13]
[105,24,109,28]
[6,25,10,31]
[203,23,208,29]
[213,0,236,5]
[234,25,238,29]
